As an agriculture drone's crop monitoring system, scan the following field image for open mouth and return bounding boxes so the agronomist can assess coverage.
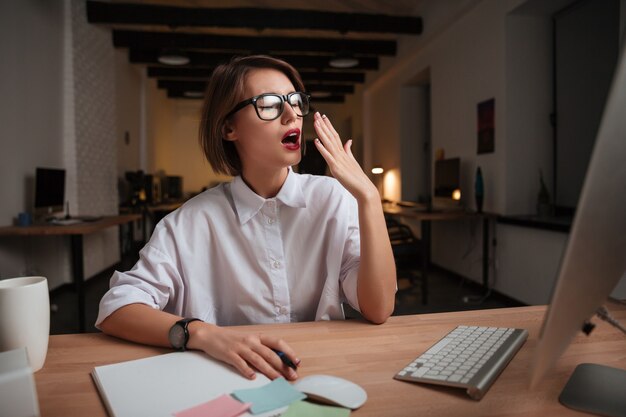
[281,129,300,145]
[281,129,301,150]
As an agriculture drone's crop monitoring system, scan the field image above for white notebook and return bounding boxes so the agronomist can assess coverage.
[92,351,286,417]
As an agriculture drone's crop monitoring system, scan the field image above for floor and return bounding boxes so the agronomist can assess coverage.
[49,250,524,334]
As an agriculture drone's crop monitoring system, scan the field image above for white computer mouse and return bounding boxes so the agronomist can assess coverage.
[292,374,367,409]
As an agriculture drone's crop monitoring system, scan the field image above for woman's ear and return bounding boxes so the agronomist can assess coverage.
[222,120,237,142]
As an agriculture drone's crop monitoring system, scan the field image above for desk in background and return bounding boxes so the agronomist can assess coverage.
[0,215,141,332]
[35,303,626,416]
[383,203,497,303]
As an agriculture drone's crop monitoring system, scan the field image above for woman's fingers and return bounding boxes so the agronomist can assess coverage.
[260,335,301,374]
[314,113,341,151]
[321,113,341,140]
[242,349,283,380]
[225,351,257,380]
[314,138,335,165]
[204,329,299,381]
[344,139,353,156]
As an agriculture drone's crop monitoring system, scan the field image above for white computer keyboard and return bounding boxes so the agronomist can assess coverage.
[394,325,528,400]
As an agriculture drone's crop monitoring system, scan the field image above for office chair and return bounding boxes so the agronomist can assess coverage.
[386,216,427,304]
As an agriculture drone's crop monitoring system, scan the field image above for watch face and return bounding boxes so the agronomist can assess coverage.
[168,323,186,350]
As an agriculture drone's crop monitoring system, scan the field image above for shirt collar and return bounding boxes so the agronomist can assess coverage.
[231,168,306,225]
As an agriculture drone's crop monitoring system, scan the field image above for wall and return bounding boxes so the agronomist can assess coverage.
[145,81,231,194]
[0,1,65,226]
[116,49,142,178]
[363,0,626,303]
[0,0,121,288]
[0,2,70,284]
[364,0,521,289]
[504,12,553,215]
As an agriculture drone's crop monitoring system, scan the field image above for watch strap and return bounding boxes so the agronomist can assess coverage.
[173,318,202,351]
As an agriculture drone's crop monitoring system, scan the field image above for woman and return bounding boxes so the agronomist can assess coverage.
[97,55,396,382]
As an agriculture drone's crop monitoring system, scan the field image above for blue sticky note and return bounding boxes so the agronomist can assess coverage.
[232,377,306,415]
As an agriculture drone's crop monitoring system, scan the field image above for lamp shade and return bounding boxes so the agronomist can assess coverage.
[310,91,332,98]
[158,48,190,66]
[329,51,359,69]
[183,91,204,98]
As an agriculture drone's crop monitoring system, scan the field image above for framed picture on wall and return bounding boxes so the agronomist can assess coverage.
[477,98,495,154]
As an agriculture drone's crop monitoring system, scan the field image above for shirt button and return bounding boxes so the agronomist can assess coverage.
[273,260,281,268]
[280,307,289,315]
[268,218,275,224]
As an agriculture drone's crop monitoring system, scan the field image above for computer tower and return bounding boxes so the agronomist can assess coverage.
[143,175,161,205]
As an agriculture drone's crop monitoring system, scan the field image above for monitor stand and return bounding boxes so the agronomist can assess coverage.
[559,363,626,417]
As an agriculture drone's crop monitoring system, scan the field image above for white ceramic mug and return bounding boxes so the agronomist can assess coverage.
[0,276,50,371]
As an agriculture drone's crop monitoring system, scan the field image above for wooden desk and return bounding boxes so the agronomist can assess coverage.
[384,204,497,303]
[35,304,626,416]
[0,215,141,332]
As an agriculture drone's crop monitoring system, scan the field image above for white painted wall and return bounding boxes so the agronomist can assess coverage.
[0,1,70,285]
[0,0,123,288]
[504,12,553,215]
[496,224,567,305]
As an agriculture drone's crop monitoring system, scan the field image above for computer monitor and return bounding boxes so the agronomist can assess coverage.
[529,41,626,414]
[433,157,461,208]
[34,167,65,217]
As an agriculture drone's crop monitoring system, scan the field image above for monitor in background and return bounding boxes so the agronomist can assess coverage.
[433,157,462,209]
[529,39,626,415]
[34,167,65,217]
[167,176,183,201]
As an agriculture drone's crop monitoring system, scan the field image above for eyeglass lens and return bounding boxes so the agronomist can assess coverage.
[256,93,309,120]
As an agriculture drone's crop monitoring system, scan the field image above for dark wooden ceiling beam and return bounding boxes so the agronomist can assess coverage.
[148,67,366,83]
[114,30,396,56]
[130,49,378,70]
[166,89,345,103]
[157,80,355,94]
[158,80,206,90]
[87,1,422,35]
[304,84,355,94]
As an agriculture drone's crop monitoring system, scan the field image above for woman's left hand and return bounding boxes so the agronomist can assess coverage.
[312,112,378,202]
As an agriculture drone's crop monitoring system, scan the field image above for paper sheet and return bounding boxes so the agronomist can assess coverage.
[232,377,306,414]
[281,401,351,417]
[174,394,250,417]
[92,351,281,417]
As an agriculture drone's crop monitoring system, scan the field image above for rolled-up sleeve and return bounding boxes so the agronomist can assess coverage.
[95,232,183,328]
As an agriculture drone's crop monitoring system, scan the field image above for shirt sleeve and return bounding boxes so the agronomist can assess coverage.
[95,226,184,328]
[339,193,361,312]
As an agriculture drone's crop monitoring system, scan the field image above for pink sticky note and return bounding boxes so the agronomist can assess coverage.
[173,394,251,417]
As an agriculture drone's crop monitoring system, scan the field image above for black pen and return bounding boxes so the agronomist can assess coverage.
[272,349,297,370]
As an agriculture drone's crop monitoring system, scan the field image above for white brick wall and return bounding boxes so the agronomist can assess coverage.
[68,0,117,216]
[58,0,120,285]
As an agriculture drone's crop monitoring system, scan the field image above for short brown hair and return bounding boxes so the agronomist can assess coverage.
[199,55,306,176]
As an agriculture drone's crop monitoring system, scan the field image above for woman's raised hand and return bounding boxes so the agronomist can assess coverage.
[313,112,379,202]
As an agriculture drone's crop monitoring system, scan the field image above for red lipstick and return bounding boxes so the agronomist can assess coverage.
[281,128,301,151]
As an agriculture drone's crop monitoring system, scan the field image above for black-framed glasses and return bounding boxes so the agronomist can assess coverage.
[225,92,311,121]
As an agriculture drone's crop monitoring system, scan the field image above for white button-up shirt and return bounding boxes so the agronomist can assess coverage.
[96,169,361,327]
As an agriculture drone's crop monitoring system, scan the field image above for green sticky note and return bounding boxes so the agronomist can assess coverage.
[281,401,351,417]
[232,377,306,415]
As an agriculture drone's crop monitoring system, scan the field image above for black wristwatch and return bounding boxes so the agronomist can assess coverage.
[168,318,202,351]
